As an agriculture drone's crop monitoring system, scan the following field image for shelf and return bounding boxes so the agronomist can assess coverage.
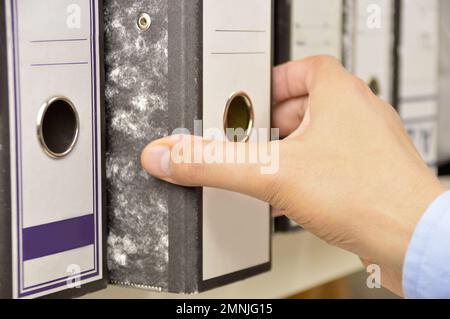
[87,231,361,299]
[86,176,450,298]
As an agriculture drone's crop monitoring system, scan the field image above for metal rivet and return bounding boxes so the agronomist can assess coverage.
[137,13,151,32]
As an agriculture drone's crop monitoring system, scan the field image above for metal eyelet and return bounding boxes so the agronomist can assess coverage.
[37,96,79,159]
[137,13,151,32]
[223,92,255,143]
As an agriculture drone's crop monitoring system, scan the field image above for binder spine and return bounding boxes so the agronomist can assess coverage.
[392,0,401,110]
[396,0,439,170]
[438,0,450,169]
[273,0,294,232]
[342,0,355,71]
[167,0,203,293]
[274,0,291,65]
[0,1,13,299]
[98,0,109,292]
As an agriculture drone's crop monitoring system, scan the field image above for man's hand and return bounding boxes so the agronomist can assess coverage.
[141,56,446,296]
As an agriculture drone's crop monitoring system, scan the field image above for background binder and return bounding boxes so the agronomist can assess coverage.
[344,0,396,104]
[438,0,450,173]
[395,0,440,171]
[105,0,272,293]
[274,0,344,233]
[0,0,107,298]
[275,0,344,64]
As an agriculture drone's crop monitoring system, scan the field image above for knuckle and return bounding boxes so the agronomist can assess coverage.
[348,76,371,95]
[311,55,341,68]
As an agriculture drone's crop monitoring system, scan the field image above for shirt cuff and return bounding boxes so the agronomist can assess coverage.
[403,190,450,299]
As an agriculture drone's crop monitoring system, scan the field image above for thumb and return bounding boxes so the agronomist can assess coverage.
[141,134,279,201]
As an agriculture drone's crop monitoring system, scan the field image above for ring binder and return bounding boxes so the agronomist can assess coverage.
[0,0,107,299]
[105,0,272,293]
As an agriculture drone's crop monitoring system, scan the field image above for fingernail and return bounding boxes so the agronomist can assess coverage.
[141,144,171,177]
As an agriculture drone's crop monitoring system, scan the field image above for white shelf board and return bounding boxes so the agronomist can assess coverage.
[86,177,450,299]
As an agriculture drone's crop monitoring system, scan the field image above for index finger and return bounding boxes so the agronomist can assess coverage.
[272,55,347,105]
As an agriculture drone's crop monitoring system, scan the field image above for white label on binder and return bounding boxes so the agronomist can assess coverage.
[202,0,271,281]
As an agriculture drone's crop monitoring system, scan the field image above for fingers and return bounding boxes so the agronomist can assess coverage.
[272,55,347,105]
[141,135,280,201]
[271,96,309,138]
[271,207,285,217]
[271,56,347,138]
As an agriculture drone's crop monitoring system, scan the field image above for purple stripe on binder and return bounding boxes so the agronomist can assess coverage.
[22,214,95,261]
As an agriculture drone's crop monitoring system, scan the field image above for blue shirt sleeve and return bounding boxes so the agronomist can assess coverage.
[403,190,450,299]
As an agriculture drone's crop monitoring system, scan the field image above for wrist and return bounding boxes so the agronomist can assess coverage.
[360,173,446,287]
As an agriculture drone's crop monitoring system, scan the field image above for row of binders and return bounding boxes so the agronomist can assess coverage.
[0,0,447,298]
